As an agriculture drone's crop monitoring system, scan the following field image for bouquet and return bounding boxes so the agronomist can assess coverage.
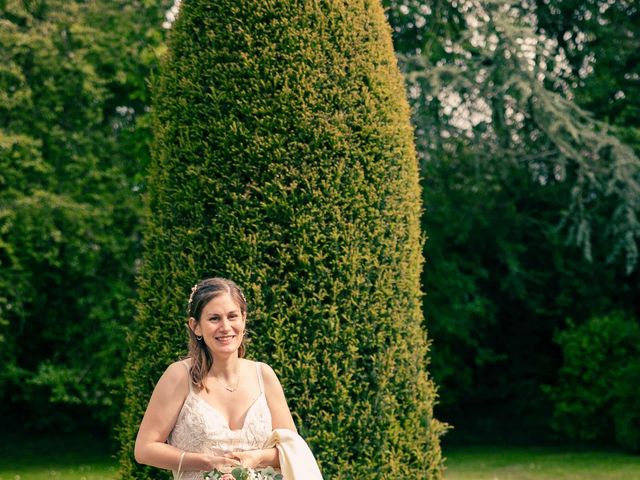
[203,466,283,480]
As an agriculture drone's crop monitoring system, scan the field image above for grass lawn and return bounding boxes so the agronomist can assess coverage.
[0,432,118,480]
[0,464,117,480]
[2,435,640,479]
[445,445,640,480]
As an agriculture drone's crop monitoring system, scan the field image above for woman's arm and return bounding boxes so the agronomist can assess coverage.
[134,361,240,472]
[261,362,297,432]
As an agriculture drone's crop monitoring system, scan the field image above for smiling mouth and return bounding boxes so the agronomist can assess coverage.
[215,335,236,342]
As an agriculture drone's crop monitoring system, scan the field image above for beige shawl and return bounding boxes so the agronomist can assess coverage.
[263,429,323,480]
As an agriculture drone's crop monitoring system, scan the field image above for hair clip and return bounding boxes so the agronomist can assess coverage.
[187,283,198,310]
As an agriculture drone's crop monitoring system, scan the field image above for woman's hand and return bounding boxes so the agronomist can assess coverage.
[224,448,274,469]
[200,453,241,472]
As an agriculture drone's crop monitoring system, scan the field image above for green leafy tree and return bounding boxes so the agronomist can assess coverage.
[535,0,640,132]
[393,0,640,271]
[383,0,640,440]
[119,1,446,478]
[0,0,169,432]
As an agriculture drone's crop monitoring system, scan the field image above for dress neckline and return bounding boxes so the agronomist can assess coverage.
[189,390,265,432]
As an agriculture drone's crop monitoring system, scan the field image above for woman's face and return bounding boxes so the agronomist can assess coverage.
[191,293,245,357]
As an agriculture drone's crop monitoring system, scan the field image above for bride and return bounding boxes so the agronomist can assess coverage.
[134,277,321,480]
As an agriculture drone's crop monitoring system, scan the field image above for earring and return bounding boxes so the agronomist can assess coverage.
[196,335,202,341]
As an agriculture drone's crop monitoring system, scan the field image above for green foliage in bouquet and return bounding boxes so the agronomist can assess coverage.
[204,466,282,480]
[118,0,447,478]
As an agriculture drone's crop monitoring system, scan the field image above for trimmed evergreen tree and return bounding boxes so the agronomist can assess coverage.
[118,1,446,478]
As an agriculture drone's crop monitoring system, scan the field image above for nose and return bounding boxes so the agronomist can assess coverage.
[219,316,232,331]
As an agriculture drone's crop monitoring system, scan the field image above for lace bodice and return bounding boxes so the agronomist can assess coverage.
[167,361,273,480]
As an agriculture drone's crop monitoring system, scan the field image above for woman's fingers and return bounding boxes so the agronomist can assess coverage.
[223,451,241,461]
[216,456,241,474]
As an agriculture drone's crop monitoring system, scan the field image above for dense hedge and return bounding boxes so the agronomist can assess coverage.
[546,312,640,451]
[118,1,446,478]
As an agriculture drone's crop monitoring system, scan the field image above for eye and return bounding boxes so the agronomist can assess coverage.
[208,315,220,322]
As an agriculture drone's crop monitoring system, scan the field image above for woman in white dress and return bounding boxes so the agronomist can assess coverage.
[134,277,297,480]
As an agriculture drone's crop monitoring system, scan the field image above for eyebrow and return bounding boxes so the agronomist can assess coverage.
[206,310,240,316]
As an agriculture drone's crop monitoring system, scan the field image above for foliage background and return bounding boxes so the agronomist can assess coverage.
[0,0,171,433]
[1,0,638,460]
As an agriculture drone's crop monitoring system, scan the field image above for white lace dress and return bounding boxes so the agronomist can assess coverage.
[167,361,274,480]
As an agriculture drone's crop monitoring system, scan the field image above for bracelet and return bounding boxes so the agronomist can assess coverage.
[177,450,187,476]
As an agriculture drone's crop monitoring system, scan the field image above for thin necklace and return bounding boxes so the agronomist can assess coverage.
[211,374,239,392]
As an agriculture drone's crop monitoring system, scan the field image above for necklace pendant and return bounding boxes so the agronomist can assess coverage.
[211,373,239,392]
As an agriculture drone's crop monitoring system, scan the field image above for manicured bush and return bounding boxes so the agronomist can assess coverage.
[118,0,446,478]
[546,312,640,451]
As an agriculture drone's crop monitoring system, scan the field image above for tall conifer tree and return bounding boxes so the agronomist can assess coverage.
[119,1,446,478]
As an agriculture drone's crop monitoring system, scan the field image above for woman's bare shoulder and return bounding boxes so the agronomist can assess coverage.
[158,359,191,388]
[256,361,281,385]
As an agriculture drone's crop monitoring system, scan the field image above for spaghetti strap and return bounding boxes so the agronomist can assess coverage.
[182,360,193,393]
[256,361,265,393]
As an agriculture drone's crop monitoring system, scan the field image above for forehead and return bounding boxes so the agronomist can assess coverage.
[201,292,241,315]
